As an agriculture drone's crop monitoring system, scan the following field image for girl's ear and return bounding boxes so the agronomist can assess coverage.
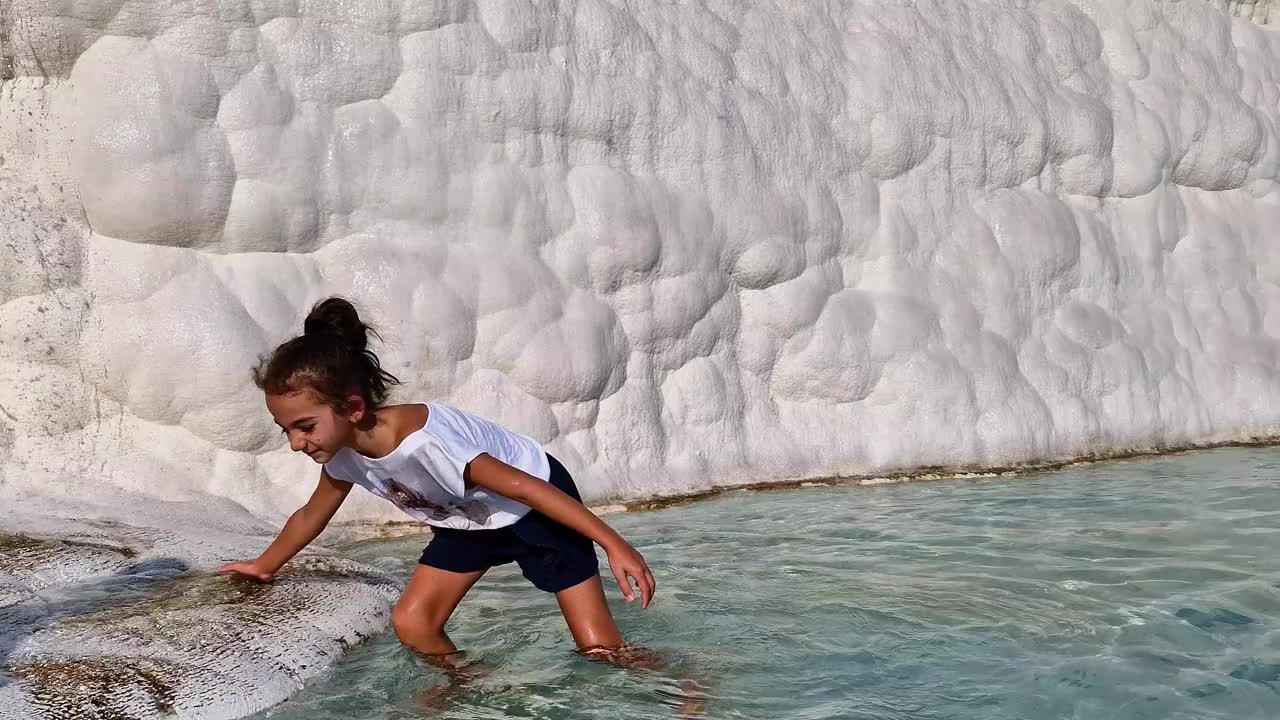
[346,395,367,423]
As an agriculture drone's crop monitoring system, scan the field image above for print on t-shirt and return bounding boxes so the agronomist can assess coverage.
[382,477,494,524]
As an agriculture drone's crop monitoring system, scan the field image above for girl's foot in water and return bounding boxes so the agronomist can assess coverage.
[412,650,488,708]
[578,644,709,718]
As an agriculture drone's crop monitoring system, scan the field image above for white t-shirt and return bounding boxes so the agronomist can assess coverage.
[323,403,551,530]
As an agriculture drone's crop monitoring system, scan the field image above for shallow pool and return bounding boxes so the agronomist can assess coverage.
[255,446,1280,719]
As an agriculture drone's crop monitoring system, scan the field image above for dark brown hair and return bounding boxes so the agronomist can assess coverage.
[253,297,401,410]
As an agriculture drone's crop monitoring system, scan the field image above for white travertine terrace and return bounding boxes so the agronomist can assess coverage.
[2,0,1278,517]
[0,496,400,719]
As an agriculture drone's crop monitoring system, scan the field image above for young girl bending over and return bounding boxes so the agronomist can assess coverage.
[218,297,656,663]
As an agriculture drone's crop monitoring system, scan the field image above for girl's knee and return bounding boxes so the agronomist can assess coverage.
[391,602,445,641]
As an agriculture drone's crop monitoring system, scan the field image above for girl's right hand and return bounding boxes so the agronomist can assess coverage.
[216,561,275,582]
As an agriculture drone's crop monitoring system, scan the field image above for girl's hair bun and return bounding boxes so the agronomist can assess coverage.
[253,296,401,410]
[304,297,369,351]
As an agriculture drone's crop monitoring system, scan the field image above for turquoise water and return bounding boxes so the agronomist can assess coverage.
[256,447,1280,719]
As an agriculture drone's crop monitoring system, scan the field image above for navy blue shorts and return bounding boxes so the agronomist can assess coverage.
[418,454,600,593]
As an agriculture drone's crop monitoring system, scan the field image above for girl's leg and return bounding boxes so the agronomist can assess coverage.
[555,575,626,651]
[392,563,486,658]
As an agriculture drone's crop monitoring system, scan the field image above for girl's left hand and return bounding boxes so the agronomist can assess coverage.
[605,541,656,608]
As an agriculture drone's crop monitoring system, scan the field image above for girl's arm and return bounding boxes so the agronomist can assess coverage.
[217,469,354,581]
[465,454,657,608]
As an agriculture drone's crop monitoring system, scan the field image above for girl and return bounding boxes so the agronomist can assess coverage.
[217,297,656,663]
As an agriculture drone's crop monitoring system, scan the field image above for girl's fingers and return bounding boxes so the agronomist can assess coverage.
[216,563,273,582]
[612,567,635,602]
[634,563,655,602]
[610,550,656,606]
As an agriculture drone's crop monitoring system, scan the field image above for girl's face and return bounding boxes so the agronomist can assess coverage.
[266,389,364,464]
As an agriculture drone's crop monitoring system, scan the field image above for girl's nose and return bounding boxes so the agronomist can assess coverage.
[289,434,306,452]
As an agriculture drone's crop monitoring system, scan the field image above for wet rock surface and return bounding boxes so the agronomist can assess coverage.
[0,517,401,720]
